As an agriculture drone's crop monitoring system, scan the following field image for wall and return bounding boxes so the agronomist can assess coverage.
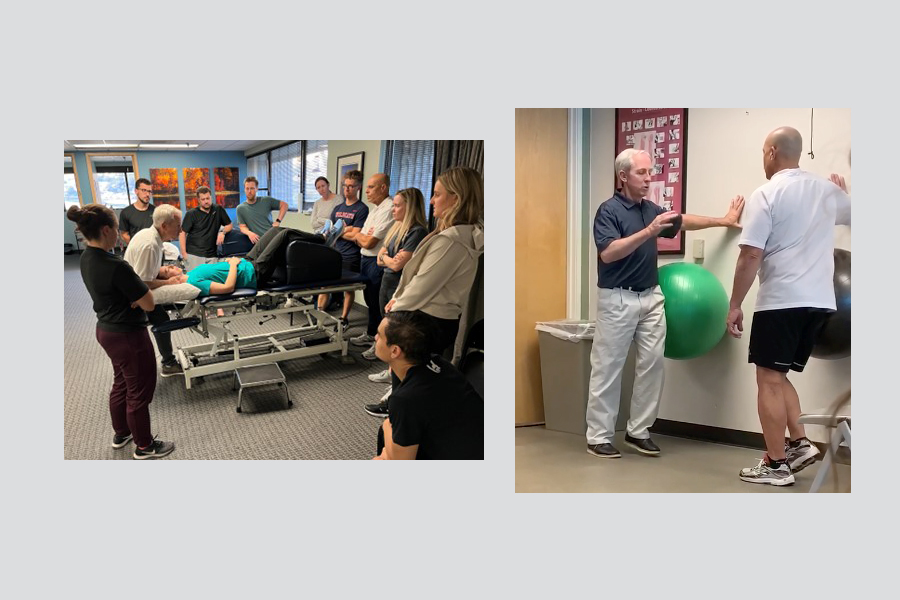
[587,108,851,442]
[515,109,569,424]
[64,150,248,251]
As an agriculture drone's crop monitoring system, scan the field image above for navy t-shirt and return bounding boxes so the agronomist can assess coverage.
[330,200,369,264]
[593,193,666,290]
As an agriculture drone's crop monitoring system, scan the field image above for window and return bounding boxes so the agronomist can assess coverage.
[86,153,139,210]
[246,141,329,212]
[304,140,328,210]
[270,142,303,211]
[385,140,435,217]
[247,153,269,194]
[64,154,82,210]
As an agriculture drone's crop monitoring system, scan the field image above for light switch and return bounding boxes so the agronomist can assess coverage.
[693,239,705,260]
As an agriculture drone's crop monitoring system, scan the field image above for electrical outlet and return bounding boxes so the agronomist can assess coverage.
[693,239,704,260]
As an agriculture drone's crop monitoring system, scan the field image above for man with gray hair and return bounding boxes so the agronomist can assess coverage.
[727,126,851,486]
[586,148,744,459]
[124,203,185,377]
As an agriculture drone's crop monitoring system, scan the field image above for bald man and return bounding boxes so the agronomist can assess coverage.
[727,126,852,487]
[350,173,397,359]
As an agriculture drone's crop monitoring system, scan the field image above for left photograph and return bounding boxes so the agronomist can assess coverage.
[63,140,484,460]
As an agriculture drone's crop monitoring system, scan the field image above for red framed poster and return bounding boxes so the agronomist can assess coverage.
[615,108,687,255]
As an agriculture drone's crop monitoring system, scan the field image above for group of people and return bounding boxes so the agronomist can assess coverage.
[68,165,485,461]
[587,126,851,487]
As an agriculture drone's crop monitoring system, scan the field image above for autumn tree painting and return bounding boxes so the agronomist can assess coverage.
[215,167,240,208]
[150,168,180,208]
[183,168,211,210]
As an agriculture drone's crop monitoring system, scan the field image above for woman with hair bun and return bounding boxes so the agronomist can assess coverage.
[67,204,175,459]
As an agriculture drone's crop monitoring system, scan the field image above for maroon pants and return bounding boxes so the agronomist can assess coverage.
[95,327,157,448]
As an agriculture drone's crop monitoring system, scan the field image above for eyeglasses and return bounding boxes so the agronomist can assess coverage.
[343,184,359,189]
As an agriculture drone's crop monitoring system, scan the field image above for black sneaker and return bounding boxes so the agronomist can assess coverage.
[133,439,176,460]
[111,433,132,449]
[587,443,621,458]
[339,317,350,330]
[364,399,389,418]
[160,362,183,377]
[624,434,661,456]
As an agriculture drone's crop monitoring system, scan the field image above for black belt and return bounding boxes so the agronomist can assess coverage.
[606,285,651,293]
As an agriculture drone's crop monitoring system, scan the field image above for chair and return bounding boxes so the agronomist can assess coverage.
[797,412,851,493]
[458,319,484,399]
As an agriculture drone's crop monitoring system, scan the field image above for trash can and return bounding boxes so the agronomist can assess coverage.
[535,320,635,436]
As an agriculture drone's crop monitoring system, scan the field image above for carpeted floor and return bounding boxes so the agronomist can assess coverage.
[64,254,391,460]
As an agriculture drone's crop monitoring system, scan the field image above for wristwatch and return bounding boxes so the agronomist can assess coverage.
[274,218,281,224]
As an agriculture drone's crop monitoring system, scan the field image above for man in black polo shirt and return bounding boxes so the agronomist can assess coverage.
[586,148,744,459]
[180,186,233,272]
[372,310,483,460]
[119,178,155,246]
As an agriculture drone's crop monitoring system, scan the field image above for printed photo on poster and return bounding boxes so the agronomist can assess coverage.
[215,167,240,208]
[149,168,179,208]
[183,168,211,210]
[615,108,688,255]
[336,152,365,190]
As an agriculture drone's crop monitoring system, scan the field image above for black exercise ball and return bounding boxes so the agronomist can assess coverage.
[811,248,850,360]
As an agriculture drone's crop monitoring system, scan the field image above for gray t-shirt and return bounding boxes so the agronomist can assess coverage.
[236,196,282,236]
[385,225,428,275]
[310,196,342,231]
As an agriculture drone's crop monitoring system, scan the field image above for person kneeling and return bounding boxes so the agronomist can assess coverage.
[373,310,483,460]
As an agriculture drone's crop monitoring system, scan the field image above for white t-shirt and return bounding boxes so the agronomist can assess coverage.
[740,168,851,312]
[124,226,163,282]
[359,197,396,257]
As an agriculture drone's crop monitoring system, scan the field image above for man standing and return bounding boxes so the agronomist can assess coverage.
[318,170,369,328]
[351,173,396,359]
[119,178,155,245]
[727,127,851,486]
[372,311,483,460]
[586,148,743,459]
[180,186,233,272]
[124,204,185,377]
[236,176,288,244]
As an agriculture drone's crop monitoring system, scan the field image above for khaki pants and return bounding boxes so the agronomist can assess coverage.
[586,286,666,445]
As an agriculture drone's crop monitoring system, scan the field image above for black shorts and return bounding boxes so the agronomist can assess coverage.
[748,308,830,373]
[342,257,361,274]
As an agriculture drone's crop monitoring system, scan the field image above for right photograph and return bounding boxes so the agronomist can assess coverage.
[515,108,851,492]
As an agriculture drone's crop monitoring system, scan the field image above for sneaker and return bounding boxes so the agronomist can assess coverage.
[739,457,795,486]
[364,399,389,418]
[361,344,378,361]
[325,219,345,247]
[339,317,349,330]
[351,332,375,346]
[133,439,176,460]
[368,368,391,383]
[587,443,621,458]
[624,433,661,456]
[160,361,183,377]
[316,219,333,236]
[111,433,133,449]
[785,439,820,473]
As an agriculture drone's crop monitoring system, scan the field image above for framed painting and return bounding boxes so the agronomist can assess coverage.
[615,108,688,255]
[149,168,180,209]
[183,168,211,210]
[214,167,240,208]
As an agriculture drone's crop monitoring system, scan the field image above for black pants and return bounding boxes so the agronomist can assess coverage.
[146,305,175,365]
[245,227,324,284]
[361,256,384,336]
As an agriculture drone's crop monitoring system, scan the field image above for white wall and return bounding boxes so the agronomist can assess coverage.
[587,108,851,442]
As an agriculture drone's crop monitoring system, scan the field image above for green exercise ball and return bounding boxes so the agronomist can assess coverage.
[658,262,729,360]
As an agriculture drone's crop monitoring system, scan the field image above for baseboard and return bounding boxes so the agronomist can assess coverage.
[650,419,766,450]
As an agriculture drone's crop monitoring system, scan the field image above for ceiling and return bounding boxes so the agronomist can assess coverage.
[63,140,269,153]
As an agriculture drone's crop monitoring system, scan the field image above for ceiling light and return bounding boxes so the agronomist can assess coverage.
[73,143,139,148]
[139,143,199,149]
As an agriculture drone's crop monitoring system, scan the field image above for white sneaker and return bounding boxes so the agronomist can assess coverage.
[351,333,375,346]
[739,458,795,486]
[785,439,820,473]
[368,368,391,383]
[361,344,378,361]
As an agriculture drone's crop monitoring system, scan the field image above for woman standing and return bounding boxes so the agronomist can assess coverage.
[310,176,342,232]
[366,188,429,385]
[67,204,175,459]
[365,167,484,417]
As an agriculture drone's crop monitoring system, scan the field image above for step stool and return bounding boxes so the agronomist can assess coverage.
[232,363,292,413]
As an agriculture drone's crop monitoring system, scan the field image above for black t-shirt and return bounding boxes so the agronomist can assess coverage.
[331,200,369,263]
[182,205,232,257]
[388,355,484,460]
[79,247,150,332]
[119,203,156,240]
